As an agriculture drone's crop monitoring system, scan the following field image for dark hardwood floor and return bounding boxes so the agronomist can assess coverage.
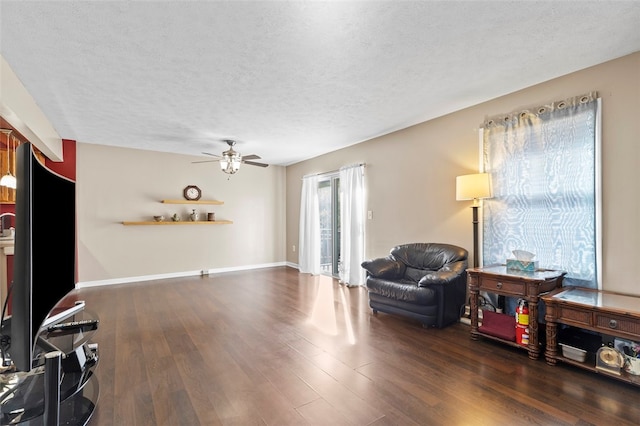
[70,267,639,425]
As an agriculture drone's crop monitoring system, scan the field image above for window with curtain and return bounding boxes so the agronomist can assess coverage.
[481,92,601,289]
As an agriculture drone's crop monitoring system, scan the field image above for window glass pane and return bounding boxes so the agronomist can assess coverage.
[318,177,341,276]
[318,180,333,274]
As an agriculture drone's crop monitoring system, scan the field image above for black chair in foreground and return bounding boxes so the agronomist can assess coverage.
[361,243,468,328]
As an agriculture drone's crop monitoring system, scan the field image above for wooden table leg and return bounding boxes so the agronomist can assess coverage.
[545,320,558,365]
[469,274,479,340]
[527,298,540,359]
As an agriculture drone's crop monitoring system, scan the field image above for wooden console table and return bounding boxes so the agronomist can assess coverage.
[542,286,640,386]
[468,265,566,359]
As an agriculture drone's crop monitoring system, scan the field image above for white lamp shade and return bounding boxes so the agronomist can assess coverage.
[456,173,492,201]
[0,173,16,189]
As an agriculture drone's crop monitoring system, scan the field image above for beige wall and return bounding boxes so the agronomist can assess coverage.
[77,143,286,284]
[286,52,640,295]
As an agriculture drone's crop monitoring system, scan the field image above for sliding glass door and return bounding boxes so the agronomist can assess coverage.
[318,176,340,277]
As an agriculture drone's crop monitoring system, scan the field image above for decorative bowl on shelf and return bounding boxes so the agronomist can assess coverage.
[153,215,165,222]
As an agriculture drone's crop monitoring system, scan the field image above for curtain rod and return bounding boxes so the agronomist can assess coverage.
[483,91,598,128]
[302,163,366,179]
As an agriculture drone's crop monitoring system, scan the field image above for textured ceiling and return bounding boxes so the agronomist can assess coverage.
[1,1,639,166]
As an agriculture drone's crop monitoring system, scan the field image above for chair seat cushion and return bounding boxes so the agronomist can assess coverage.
[366,277,437,305]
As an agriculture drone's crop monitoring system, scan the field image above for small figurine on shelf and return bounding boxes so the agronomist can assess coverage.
[189,209,198,221]
[171,213,181,222]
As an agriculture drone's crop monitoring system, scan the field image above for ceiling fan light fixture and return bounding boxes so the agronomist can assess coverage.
[220,151,241,174]
[193,139,266,175]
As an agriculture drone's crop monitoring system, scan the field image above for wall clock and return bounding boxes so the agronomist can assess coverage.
[183,185,202,201]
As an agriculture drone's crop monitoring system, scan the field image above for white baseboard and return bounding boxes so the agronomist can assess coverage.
[76,261,291,288]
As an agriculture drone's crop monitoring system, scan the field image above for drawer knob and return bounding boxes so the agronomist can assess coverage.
[609,319,617,329]
[496,282,503,289]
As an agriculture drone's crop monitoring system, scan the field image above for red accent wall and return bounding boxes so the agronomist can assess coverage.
[45,139,76,181]
[0,205,15,217]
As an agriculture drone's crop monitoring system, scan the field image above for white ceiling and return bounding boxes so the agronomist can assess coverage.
[1,1,639,166]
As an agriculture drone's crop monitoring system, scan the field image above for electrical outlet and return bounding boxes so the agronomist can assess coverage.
[367,210,373,220]
[292,245,296,252]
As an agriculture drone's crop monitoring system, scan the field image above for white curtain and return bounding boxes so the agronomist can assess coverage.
[299,174,321,274]
[339,164,366,287]
[482,92,601,289]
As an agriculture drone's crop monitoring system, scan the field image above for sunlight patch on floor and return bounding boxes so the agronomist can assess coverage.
[309,275,338,335]
[308,275,356,343]
[338,285,357,344]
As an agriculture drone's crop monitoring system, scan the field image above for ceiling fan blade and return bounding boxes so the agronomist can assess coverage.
[243,160,269,168]
[242,154,261,161]
[202,151,222,158]
[192,159,220,164]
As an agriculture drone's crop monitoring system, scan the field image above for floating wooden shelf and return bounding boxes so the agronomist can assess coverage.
[161,199,224,205]
[122,220,233,226]
[123,197,228,225]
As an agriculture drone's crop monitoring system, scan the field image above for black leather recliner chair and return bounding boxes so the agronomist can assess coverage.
[361,243,468,328]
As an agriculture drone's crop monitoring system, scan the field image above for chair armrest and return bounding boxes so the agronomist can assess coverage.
[361,257,405,278]
[418,261,467,287]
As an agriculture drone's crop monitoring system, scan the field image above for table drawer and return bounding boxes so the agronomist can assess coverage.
[479,277,525,296]
[557,307,592,327]
[595,313,640,337]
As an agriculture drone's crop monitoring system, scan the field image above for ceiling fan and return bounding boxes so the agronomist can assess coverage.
[193,139,268,175]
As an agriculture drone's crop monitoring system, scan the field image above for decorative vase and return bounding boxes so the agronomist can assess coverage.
[189,209,198,221]
[207,212,215,221]
[171,213,181,222]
